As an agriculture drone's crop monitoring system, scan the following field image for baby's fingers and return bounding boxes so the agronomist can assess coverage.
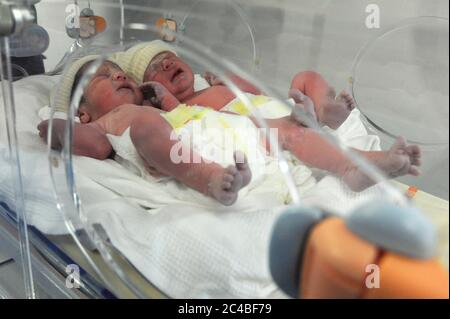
[205,72,223,86]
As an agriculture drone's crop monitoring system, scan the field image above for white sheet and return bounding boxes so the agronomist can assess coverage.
[0,74,386,298]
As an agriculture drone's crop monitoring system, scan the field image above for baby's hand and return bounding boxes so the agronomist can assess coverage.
[289,88,318,127]
[139,81,180,112]
[37,119,64,149]
[37,120,50,142]
[204,71,224,86]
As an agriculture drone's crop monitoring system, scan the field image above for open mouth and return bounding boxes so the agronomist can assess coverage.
[117,83,133,92]
[171,68,184,83]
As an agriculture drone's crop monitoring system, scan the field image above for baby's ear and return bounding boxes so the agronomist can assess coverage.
[77,104,92,124]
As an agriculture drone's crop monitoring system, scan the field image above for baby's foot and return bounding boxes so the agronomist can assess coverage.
[343,137,422,192]
[208,151,252,206]
[289,88,318,127]
[318,88,356,130]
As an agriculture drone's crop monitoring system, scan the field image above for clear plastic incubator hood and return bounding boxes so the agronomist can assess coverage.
[0,0,448,299]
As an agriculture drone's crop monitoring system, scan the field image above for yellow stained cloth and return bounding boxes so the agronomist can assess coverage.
[161,104,211,129]
[222,94,293,119]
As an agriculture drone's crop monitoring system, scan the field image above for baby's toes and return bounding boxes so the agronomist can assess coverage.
[223,165,241,192]
[225,165,238,176]
[346,96,356,110]
[223,174,234,183]
[229,173,243,193]
[408,165,421,177]
[389,137,407,154]
[338,91,356,110]
[327,87,337,99]
[221,172,234,190]
[221,180,232,191]
[220,193,238,206]
[337,91,350,101]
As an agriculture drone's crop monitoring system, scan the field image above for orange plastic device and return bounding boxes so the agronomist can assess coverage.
[156,18,177,42]
[300,218,449,299]
[79,15,107,38]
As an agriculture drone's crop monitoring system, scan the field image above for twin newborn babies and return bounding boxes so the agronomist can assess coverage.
[38,40,421,206]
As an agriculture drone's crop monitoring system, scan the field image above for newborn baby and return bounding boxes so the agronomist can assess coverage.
[40,58,252,206]
[113,41,422,191]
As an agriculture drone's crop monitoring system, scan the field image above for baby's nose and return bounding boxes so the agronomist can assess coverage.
[162,58,175,70]
[113,72,128,81]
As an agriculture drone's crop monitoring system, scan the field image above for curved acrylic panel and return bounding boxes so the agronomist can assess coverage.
[1,0,447,299]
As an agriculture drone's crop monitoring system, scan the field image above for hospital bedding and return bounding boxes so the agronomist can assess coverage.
[0,74,447,298]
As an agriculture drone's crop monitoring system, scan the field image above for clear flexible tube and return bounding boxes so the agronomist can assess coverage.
[119,0,125,46]
[0,36,36,299]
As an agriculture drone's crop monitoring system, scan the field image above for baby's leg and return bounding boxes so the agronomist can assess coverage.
[129,111,251,205]
[343,137,421,191]
[279,121,353,176]
[279,121,421,191]
[290,71,355,129]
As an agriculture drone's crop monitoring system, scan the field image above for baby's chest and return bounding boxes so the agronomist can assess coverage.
[97,105,147,136]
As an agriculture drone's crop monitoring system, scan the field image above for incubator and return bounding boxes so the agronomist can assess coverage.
[0,0,448,299]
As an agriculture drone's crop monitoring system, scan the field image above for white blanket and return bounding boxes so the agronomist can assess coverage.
[0,74,384,298]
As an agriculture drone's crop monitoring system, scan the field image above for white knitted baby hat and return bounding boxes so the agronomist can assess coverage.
[111,40,177,84]
[51,55,102,113]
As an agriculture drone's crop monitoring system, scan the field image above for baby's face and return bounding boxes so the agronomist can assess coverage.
[143,52,195,100]
[83,62,144,120]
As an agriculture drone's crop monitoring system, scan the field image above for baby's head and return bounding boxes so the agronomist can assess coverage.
[74,60,143,123]
[143,51,195,101]
[115,40,195,101]
[54,56,143,123]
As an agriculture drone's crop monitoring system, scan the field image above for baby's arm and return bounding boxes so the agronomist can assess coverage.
[204,71,262,96]
[38,119,112,160]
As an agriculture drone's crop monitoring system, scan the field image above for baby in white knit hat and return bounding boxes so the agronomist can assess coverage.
[38,57,252,206]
